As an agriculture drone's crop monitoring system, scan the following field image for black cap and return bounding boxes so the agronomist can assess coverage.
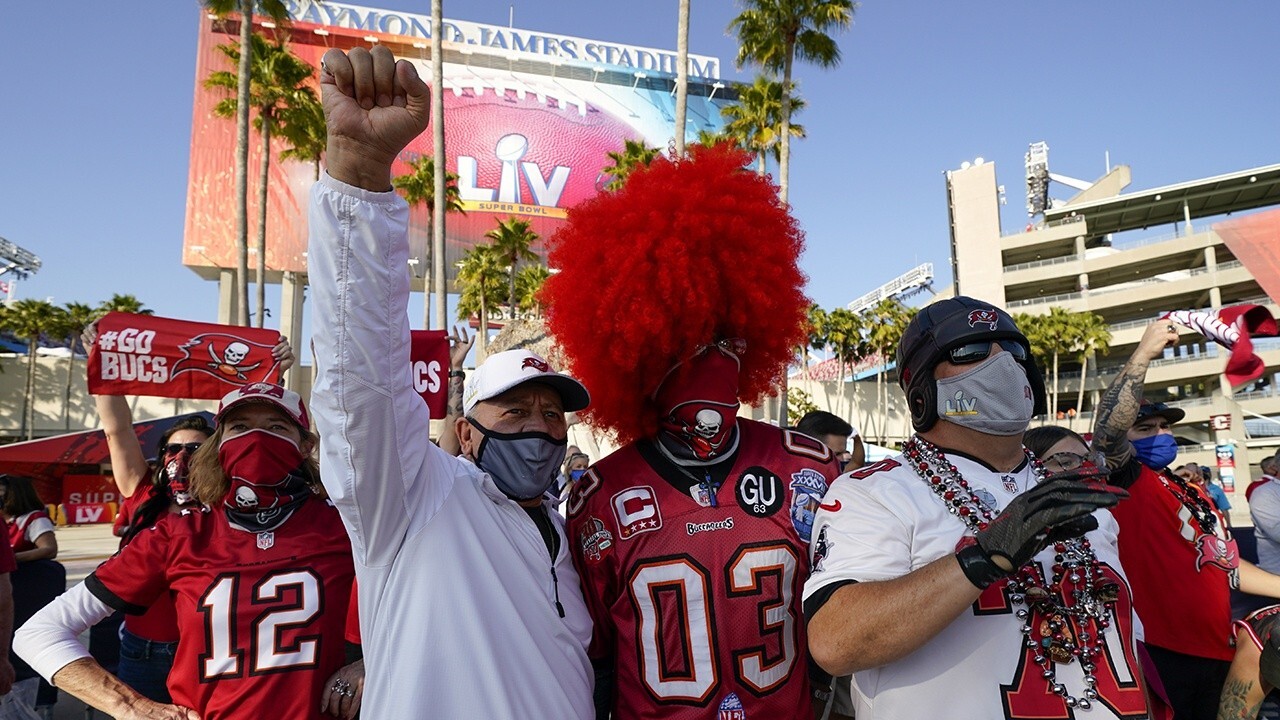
[1135,400,1185,426]
[896,296,1046,432]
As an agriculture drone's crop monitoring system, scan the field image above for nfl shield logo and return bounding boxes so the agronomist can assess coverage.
[717,692,746,720]
[256,531,275,550]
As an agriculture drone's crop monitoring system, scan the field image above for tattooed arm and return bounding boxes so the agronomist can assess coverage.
[1090,321,1180,470]
[1219,637,1266,720]
[436,326,475,456]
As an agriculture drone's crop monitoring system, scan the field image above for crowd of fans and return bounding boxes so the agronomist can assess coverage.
[2,44,1277,720]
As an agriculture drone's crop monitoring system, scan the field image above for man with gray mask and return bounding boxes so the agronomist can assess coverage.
[307,46,594,718]
[804,297,1145,719]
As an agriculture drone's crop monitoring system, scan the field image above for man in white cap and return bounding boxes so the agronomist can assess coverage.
[306,46,594,718]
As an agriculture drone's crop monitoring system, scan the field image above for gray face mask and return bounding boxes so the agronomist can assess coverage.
[935,351,1035,436]
[468,418,567,501]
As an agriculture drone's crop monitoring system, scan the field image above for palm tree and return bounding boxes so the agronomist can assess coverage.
[278,88,326,181]
[692,128,733,150]
[2,299,63,439]
[206,33,315,328]
[97,294,153,316]
[603,139,661,191]
[456,245,507,359]
[730,0,855,203]
[1013,311,1051,420]
[862,298,911,443]
[1030,306,1079,418]
[674,0,691,156]
[484,218,540,315]
[720,75,807,177]
[823,307,863,420]
[203,0,290,327]
[393,155,466,328]
[430,0,448,330]
[1071,311,1112,418]
[515,264,553,319]
[802,303,829,381]
[57,302,96,431]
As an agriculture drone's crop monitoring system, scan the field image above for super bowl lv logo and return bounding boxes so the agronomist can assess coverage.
[172,334,278,387]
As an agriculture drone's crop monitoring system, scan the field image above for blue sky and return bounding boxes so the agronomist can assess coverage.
[3,1,1278,349]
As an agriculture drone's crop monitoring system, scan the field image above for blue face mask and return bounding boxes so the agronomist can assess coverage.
[569,469,586,481]
[1133,433,1178,470]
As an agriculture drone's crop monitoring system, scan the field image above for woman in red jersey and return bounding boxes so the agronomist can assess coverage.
[15,383,355,720]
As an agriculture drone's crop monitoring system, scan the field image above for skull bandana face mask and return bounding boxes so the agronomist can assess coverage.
[218,429,313,533]
[163,452,194,506]
[654,342,743,465]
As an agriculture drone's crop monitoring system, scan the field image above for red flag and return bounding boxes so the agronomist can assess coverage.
[1163,305,1279,388]
[88,313,282,399]
[409,330,451,418]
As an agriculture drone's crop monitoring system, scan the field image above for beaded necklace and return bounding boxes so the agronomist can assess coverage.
[1160,470,1219,536]
[903,435,1120,711]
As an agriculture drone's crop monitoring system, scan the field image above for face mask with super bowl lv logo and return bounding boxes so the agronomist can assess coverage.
[935,352,1035,436]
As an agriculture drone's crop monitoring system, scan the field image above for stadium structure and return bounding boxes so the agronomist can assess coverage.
[183,1,733,376]
[945,143,1280,492]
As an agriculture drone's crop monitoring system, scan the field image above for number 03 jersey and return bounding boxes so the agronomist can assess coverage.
[566,419,839,720]
[804,454,1148,720]
[86,499,355,720]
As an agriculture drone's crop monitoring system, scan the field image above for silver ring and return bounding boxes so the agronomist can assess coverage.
[332,678,350,694]
[1167,324,1175,333]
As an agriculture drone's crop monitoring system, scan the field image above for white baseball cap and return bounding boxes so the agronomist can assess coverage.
[463,349,590,416]
[215,383,311,432]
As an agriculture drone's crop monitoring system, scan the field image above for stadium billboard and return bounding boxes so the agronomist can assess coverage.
[183,1,733,290]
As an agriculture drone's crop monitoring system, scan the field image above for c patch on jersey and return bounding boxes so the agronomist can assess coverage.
[789,468,829,543]
[735,466,784,518]
[578,516,614,564]
[612,486,663,540]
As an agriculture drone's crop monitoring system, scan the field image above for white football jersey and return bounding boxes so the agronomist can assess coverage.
[805,453,1148,720]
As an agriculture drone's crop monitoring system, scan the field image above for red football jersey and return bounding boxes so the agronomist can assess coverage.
[88,499,354,720]
[1109,464,1236,661]
[113,472,151,537]
[567,420,839,720]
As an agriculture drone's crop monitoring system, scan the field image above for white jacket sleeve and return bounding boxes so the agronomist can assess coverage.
[308,173,459,568]
[13,583,113,683]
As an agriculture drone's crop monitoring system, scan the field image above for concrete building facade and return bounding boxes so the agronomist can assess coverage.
[945,154,1280,496]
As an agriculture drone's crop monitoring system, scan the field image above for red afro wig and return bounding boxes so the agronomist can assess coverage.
[542,143,809,445]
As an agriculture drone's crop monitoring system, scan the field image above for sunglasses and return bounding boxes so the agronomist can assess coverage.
[947,340,1028,365]
[164,442,203,456]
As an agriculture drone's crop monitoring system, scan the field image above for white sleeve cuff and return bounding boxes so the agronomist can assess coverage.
[14,583,114,683]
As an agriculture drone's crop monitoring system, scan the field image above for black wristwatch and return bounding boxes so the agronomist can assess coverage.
[448,370,465,379]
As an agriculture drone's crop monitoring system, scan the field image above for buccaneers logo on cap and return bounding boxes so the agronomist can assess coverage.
[521,356,550,372]
[968,309,999,331]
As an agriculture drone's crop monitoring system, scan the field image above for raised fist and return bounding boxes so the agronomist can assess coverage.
[320,45,431,191]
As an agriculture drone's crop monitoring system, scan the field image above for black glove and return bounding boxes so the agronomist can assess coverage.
[956,470,1128,589]
[1255,611,1280,690]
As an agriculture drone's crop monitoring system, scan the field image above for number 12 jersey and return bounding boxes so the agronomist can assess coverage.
[87,499,355,720]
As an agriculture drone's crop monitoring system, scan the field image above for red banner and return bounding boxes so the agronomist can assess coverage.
[64,503,112,525]
[1215,209,1280,307]
[410,331,451,418]
[61,474,119,507]
[87,312,283,400]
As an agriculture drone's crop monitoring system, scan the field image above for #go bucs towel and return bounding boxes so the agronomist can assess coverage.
[1163,305,1279,387]
[87,313,450,413]
[87,312,285,399]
